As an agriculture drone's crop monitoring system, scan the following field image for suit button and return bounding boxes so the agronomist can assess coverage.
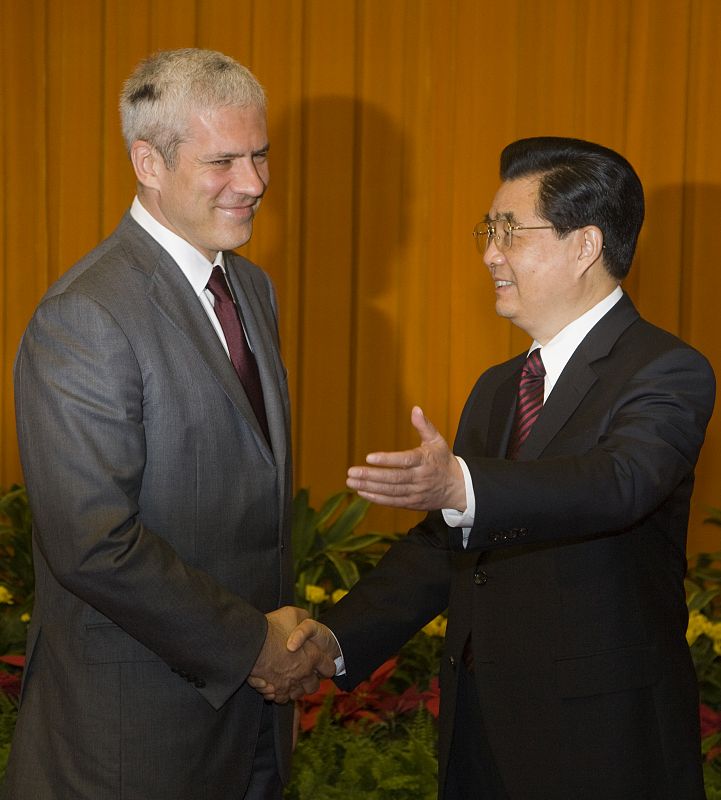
[194,678,206,688]
[474,570,488,585]
[490,532,500,542]
[449,655,456,669]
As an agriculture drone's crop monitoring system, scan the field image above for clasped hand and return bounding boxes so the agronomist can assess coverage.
[249,616,340,703]
[346,406,466,511]
[249,408,464,703]
[248,606,337,703]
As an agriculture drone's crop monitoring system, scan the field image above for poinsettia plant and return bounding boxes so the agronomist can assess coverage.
[297,656,440,733]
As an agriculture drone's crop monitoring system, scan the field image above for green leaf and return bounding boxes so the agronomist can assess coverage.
[322,497,371,547]
[687,587,721,612]
[291,490,318,565]
[314,491,350,531]
[326,533,386,552]
[324,551,360,589]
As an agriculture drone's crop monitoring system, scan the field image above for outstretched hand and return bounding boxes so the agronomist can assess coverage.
[248,606,336,703]
[346,406,466,511]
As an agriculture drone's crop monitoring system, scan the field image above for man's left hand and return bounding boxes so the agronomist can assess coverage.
[346,406,466,511]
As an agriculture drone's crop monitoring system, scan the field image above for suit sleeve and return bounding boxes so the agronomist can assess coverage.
[462,345,716,550]
[322,511,452,688]
[15,291,267,709]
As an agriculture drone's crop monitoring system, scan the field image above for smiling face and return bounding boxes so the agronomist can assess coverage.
[482,175,610,344]
[132,104,269,260]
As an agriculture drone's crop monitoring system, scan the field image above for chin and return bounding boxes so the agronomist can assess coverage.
[220,226,254,252]
[495,302,516,320]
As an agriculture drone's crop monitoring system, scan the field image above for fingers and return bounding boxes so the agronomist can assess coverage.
[286,619,340,664]
[354,489,426,509]
[346,467,418,492]
[363,448,424,469]
[247,675,268,690]
[362,408,440,467]
[286,618,321,652]
[268,605,310,633]
[347,464,419,484]
[249,615,339,704]
[410,405,442,443]
[290,672,321,700]
[345,405,465,511]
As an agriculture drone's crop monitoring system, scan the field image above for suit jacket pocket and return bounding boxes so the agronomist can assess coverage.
[555,644,657,698]
[83,622,161,664]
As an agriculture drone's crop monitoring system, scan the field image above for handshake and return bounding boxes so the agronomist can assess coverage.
[248,606,339,704]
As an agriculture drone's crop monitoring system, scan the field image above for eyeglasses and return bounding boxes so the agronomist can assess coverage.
[472,218,554,254]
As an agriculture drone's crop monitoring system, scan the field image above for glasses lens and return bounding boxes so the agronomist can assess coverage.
[473,222,492,254]
[500,219,513,249]
[473,219,516,253]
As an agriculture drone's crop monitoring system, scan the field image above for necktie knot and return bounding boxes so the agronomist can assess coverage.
[207,265,233,304]
[523,348,546,380]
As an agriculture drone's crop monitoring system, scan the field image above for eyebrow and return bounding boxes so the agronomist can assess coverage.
[484,211,518,223]
[204,144,270,160]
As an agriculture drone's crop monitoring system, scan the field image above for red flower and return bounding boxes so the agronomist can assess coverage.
[297,657,440,732]
[0,669,21,698]
[700,703,721,738]
[700,704,721,763]
[0,655,25,669]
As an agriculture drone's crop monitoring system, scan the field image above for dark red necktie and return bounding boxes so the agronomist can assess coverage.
[207,266,270,443]
[507,348,545,459]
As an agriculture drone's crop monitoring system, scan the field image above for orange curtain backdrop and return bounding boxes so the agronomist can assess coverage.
[2,0,720,552]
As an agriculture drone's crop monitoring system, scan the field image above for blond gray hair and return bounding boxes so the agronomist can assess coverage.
[120,48,266,168]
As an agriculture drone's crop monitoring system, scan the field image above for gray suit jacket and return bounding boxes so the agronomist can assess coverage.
[4,214,294,799]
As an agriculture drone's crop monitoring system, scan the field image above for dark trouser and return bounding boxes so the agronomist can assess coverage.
[243,702,283,800]
[444,662,509,800]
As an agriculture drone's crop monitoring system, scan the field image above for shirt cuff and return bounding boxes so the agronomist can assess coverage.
[441,456,475,528]
[330,629,346,676]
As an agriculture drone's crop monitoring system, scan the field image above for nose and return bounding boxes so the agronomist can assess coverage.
[483,238,505,270]
[229,157,268,198]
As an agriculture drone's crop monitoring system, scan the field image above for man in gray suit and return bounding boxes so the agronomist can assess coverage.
[4,48,332,800]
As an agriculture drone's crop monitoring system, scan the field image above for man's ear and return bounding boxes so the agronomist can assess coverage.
[130,140,164,190]
[577,225,604,275]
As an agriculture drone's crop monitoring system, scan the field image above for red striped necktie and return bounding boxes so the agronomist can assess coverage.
[507,348,545,459]
[207,266,270,443]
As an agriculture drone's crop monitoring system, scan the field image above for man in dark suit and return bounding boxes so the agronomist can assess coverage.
[4,49,332,800]
[277,138,716,798]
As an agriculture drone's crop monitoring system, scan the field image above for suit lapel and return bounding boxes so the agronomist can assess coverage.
[488,357,525,457]
[225,261,291,550]
[226,261,289,469]
[518,293,640,460]
[116,215,276,457]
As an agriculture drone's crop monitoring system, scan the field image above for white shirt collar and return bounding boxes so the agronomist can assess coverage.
[130,196,225,295]
[531,286,623,398]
